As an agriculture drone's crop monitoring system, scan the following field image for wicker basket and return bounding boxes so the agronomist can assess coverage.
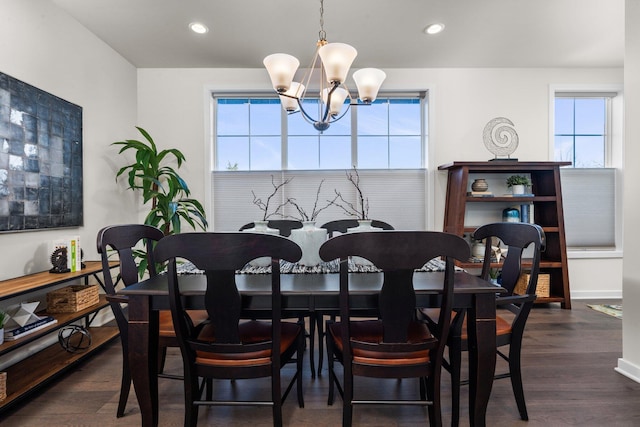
[46,285,100,313]
[514,273,550,297]
[0,371,6,401]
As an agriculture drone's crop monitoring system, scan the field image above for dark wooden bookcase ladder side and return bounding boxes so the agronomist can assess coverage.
[439,161,571,308]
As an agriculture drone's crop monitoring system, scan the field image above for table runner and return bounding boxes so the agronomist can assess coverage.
[177,258,454,275]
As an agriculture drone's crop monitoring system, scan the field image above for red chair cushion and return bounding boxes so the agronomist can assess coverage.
[328,319,434,365]
[194,320,301,367]
[158,310,209,337]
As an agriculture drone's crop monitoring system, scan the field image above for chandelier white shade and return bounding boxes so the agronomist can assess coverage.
[317,42,357,84]
[263,53,300,92]
[353,68,387,103]
[279,82,305,112]
[263,0,385,132]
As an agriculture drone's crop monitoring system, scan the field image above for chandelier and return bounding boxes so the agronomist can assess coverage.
[263,0,386,132]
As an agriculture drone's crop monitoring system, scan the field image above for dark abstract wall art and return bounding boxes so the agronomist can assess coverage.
[0,72,83,232]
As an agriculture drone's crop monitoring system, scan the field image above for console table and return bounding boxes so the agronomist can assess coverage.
[0,261,119,412]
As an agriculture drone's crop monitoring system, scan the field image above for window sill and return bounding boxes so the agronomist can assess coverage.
[567,249,622,259]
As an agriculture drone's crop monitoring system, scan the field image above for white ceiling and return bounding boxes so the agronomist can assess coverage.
[51,0,624,69]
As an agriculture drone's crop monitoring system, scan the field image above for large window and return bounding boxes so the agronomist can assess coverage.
[214,94,425,171]
[211,92,428,232]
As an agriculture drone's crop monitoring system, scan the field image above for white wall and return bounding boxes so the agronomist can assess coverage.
[0,0,139,282]
[617,0,640,381]
[137,66,623,297]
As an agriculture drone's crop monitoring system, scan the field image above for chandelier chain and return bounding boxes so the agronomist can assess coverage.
[318,0,326,41]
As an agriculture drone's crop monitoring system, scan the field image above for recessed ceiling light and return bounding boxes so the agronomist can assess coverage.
[189,22,209,34]
[424,23,445,35]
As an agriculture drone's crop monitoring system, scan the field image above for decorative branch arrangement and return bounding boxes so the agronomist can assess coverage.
[330,167,369,220]
[287,180,339,222]
[252,175,292,220]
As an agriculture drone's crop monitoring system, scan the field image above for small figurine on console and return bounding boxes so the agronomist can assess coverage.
[49,247,70,273]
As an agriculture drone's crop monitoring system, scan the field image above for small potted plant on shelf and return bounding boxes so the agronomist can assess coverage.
[506,175,531,195]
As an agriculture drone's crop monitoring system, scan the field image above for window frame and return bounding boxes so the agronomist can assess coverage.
[549,84,623,255]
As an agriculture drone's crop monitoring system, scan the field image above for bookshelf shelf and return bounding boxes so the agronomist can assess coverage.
[0,261,119,412]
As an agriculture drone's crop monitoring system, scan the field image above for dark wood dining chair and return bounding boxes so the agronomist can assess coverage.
[239,219,303,237]
[154,232,305,427]
[239,219,319,377]
[420,222,545,426]
[320,218,394,237]
[96,224,209,418]
[313,219,395,377]
[319,230,470,427]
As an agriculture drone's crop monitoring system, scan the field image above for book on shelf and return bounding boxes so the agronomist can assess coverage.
[4,315,58,341]
[467,191,494,197]
[520,204,531,223]
[501,193,535,197]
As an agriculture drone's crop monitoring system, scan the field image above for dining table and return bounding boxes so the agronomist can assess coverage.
[118,266,503,427]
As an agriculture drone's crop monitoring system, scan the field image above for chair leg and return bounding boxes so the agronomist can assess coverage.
[184,371,200,427]
[343,369,353,427]
[116,359,131,417]
[449,342,462,427]
[157,345,168,374]
[509,346,529,420]
[205,378,213,401]
[427,370,443,427]
[316,313,324,376]
[326,321,335,405]
[307,314,316,378]
[297,321,306,408]
[272,368,283,427]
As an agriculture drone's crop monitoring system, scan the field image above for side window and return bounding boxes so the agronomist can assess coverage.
[553,90,622,250]
[554,95,609,168]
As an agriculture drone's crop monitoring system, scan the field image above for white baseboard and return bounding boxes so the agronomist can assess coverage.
[616,358,640,384]
[570,290,623,300]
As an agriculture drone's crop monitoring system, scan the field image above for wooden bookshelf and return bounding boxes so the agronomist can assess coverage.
[439,161,572,308]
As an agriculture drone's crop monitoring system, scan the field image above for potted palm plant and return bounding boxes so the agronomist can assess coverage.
[113,127,208,275]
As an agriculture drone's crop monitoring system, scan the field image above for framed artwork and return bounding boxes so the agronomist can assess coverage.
[0,72,83,232]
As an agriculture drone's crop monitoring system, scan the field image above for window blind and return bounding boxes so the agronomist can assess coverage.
[560,168,616,248]
[212,169,427,232]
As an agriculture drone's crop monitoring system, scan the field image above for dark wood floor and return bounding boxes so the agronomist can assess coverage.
[1,300,639,426]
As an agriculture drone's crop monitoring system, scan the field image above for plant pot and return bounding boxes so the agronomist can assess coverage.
[511,184,525,195]
[289,221,328,266]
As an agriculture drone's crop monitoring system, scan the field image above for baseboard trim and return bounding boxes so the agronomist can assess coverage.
[570,290,622,300]
[616,358,640,384]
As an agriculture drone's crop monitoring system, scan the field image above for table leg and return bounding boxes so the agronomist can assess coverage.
[128,295,159,427]
[466,292,496,427]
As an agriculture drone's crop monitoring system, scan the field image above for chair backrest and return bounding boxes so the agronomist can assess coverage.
[472,222,546,296]
[154,232,302,366]
[320,219,394,237]
[96,224,165,329]
[239,220,303,237]
[319,231,470,359]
